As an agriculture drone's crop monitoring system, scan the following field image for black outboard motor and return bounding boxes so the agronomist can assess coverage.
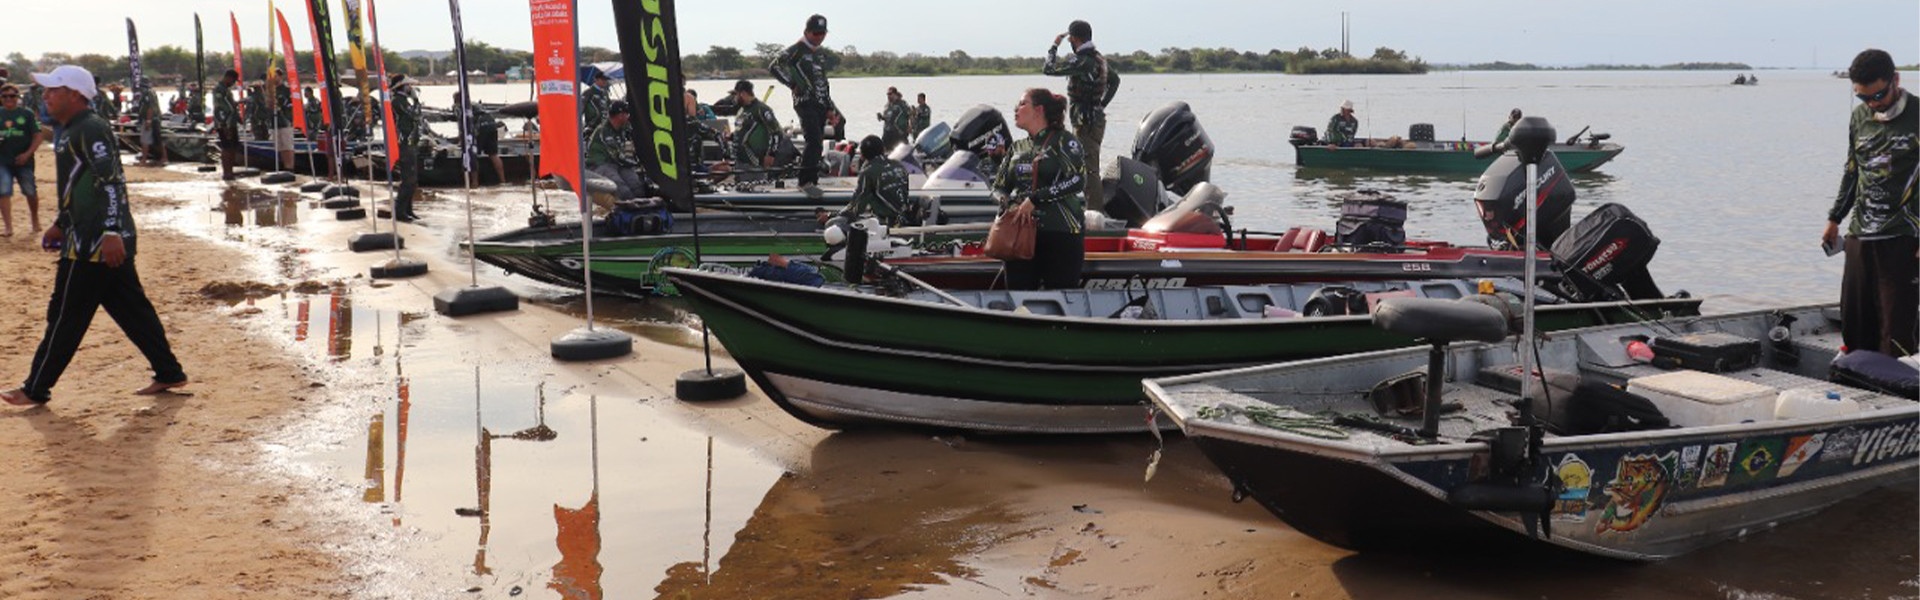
[1473,151,1574,250]
[1100,156,1166,228]
[914,122,954,163]
[1288,126,1318,147]
[1131,101,1214,196]
[1551,203,1664,300]
[952,104,1011,158]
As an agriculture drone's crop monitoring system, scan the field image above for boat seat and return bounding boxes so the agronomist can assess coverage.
[1373,298,1509,345]
[1290,228,1330,253]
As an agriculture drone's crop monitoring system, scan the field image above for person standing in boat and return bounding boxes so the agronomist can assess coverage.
[1042,19,1113,211]
[390,74,426,222]
[878,86,911,153]
[3,65,188,407]
[910,93,932,144]
[580,67,612,136]
[245,81,269,144]
[992,89,1086,291]
[184,82,204,130]
[100,85,121,119]
[302,87,322,138]
[769,14,836,200]
[1326,100,1359,146]
[1823,48,1918,358]
[213,70,242,180]
[682,89,725,178]
[454,91,506,186]
[267,71,295,169]
[728,79,779,183]
[585,100,651,202]
[1495,108,1521,144]
[834,135,913,227]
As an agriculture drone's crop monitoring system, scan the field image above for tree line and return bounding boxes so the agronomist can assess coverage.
[1436,61,1755,71]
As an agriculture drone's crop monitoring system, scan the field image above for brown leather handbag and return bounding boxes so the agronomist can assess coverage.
[983,211,1036,261]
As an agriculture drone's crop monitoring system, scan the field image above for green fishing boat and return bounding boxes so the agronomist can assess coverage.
[1290,127,1624,174]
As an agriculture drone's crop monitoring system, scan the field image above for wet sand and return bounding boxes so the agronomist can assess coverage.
[0,144,1912,600]
[0,148,346,598]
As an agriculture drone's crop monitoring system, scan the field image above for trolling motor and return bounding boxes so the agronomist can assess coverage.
[1452,118,1563,540]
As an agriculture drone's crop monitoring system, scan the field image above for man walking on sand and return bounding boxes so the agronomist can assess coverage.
[3,65,188,407]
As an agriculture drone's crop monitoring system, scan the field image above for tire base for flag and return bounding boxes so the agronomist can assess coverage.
[261,171,296,184]
[676,367,746,402]
[195,165,217,173]
[370,257,429,279]
[334,208,367,221]
[299,181,328,193]
[433,285,519,317]
[551,327,632,362]
[323,185,360,198]
[320,197,361,210]
[349,232,401,252]
[231,167,261,178]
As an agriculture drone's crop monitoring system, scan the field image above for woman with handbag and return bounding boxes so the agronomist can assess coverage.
[989,88,1087,290]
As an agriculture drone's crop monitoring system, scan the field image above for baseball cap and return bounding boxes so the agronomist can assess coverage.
[805,14,827,33]
[390,74,417,89]
[609,100,630,115]
[33,65,98,100]
[1340,100,1354,110]
[733,79,754,94]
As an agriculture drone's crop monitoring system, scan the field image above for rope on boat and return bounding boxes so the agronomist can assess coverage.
[1195,404,1351,440]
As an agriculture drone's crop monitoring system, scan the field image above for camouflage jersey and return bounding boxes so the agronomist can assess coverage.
[272,83,294,128]
[991,127,1086,234]
[186,86,205,126]
[580,83,611,134]
[769,40,835,111]
[838,157,912,226]
[732,97,780,164]
[585,121,639,169]
[391,87,425,147]
[52,109,137,262]
[1042,41,1113,129]
[1326,113,1358,144]
[911,102,932,136]
[214,81,241,133]
[880,98,911,138]
[1830,88,1919,239]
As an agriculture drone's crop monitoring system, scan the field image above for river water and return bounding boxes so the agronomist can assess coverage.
[430,70,1862,312]
[167,70,1913,600]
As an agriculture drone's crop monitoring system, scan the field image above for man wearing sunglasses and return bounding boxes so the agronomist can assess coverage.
[1823,48,1917,358]
[0,83,45,237]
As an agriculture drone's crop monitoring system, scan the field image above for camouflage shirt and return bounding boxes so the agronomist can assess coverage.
[732,97,780,163]
[839,157,912,226]
[991,127,1086,234]
[580,83,611,134]
[911,103,932,135]
[770,40,835,112]
[880,98,911,138]
[1043,42,1111,128]
[585,121,639,169]
[1830,88,1919,239]
[214,81,241,131]
[52,110,137,262]
[392,88,425,147]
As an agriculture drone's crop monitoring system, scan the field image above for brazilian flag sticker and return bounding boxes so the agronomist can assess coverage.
[1727,437,1786,486]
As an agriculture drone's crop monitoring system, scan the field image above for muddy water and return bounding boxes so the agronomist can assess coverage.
[132,167,1917,600]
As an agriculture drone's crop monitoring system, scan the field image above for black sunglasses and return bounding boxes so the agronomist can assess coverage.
[0,94,17,99]
[1857,86,1893,103]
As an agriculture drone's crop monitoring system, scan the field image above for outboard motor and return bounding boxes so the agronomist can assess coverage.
[923,150,991,189]
[1473,151,1574,250]
[914,122,954,163]
[1140,182,1228,236]
[708,93,739,117]
[952,105,1011,158]
[1288,126,1318,147]
[1550,203,1664,300]
[1100,156,1167,228]
[887,143,924,176]
[1131,101,1214,196]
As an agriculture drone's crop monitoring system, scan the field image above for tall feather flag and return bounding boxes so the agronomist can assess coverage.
[302,0,342,148]
[274,8,308,132]
[194,14,205,111]
[528,0,582,196]
[230,12,244,120]
[341,0,372,128]
[611,0,691,210]
[126,19,145,92]
[367,0,400,168]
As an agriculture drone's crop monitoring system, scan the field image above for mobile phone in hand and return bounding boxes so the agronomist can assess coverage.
[1821,236,1842,256]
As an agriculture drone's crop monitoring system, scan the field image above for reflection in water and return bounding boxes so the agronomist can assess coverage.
[219,187,301,228]
[538,295,716,352]
[549,396,603,600]
[362,414,385,503]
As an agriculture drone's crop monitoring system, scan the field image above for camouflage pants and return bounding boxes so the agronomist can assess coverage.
[1074,117,1105,211]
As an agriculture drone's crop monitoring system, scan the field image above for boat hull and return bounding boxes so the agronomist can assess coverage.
[665,268,1703,434]
[1294,142,1624,174]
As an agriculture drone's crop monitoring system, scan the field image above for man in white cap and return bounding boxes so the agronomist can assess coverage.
[1326,100,1359,146]
[4,65,188,407]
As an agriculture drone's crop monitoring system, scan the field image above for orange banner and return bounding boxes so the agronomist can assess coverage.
[529,0,581,197]
[368,0,400,168]
[274,9,308,132]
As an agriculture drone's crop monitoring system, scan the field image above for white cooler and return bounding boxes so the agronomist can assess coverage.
[1626,371,1777,427]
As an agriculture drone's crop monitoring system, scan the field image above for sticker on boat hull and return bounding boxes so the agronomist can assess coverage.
[1778,434,1827,478]
[1595,451,1678,534]
[1551,454,1592,523]
[1697,442,1737,489]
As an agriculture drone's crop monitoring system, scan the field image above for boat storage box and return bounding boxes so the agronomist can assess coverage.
[1626,371,1776,427]
[1650,332,1761,373]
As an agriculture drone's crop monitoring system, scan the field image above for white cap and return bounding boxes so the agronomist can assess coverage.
[1340,100,1354,110]
[32,65,98,100]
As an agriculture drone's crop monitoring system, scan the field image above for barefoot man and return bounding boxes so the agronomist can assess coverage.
[4,65,187,407]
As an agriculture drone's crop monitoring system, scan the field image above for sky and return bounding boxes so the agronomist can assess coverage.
[10,0,1918,69]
